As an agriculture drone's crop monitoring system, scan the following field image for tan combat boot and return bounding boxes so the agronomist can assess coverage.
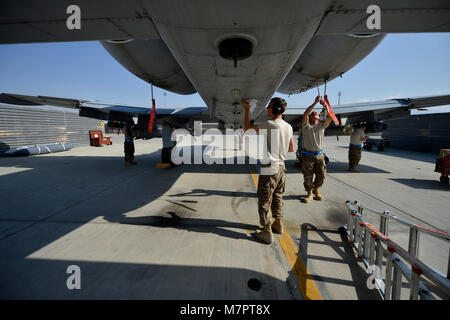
[271,218,284,234]
[313,188,322,201]
[254,225,274,244]
[303,190,314,203]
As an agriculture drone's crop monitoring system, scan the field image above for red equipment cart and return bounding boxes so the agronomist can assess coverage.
[435,150,450,184]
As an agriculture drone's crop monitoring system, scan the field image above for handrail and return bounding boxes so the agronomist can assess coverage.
[344,201,450,300]
[351,202,450,242]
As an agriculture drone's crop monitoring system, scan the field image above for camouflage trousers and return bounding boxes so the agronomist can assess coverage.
[348,145,362,170]
[301,153,326,191]
[257,164,286,227]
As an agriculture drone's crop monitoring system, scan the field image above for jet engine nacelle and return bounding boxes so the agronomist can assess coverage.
[278,34,385,94]
[101,39,196,95]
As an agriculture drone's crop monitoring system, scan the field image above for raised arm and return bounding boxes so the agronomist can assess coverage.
[323,113,333,128]
[302,96,321,125]
[318,98,333,128]
[361,132,369,142]
[242,100,259,131]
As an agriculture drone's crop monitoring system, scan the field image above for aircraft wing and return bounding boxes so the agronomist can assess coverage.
[0,0,159,44]
[283,94,450,128]
[0,93,208,120]
[1,0,449,45]
[316,0,450,34]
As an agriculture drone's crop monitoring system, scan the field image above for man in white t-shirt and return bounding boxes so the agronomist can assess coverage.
[349,124,368,172]
[242,97,294,244]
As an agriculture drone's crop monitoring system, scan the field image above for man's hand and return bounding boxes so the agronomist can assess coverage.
[315,95,321,104]
[319,97,325,105]
[303,96,322,125]
[242,99,258,131]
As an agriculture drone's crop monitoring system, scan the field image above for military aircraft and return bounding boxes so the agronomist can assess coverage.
[1,0,450,163]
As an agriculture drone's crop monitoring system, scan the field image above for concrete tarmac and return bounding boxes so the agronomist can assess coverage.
[0,135,448,299]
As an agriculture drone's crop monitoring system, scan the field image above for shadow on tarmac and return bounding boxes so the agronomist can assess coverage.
[0,258,293,299]
[336,145,437,164]
[0,149,296,299]
[107,211,259,241]
[0,147,381,299]
[389,178,449,190]
[292,223,381,300]
[168,188,301,201]
[284,159,391,174]
[326,162,390,174]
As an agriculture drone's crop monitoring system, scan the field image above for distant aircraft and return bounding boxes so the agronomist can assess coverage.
[1,0,449,163]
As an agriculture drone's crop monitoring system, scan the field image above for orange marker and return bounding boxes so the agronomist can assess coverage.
[324,95,339,126]
[148,98,156,132]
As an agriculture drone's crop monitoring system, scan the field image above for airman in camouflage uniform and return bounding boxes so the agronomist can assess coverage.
[243,97,295,244]
[348,124,368,172]
[301,96,332,203]
[124,119,137,166]
[301,153,326,193]
[257,163,286,228]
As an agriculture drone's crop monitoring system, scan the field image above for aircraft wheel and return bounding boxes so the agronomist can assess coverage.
[364,144,373,151]
[377,144,385,151]
[440,175,449,184]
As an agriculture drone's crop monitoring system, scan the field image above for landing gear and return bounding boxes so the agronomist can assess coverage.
[161,146,174,165]
[160,125,176,166]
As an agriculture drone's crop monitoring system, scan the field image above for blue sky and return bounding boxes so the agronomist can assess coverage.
[0,33,449,114]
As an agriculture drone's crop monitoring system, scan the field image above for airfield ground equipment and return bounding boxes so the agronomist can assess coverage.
[363,137,390,151]
[435,149,450,184]
[344,201,450,300]
[89,130,112,147]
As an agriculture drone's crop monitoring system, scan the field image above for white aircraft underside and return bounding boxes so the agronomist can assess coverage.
[1,0,450,132]
[148,1,332,125]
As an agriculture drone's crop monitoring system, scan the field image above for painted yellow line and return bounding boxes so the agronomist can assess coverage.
[248,166,259,187]
[248,165,323,300]
[155,163,171,168]
[279,231,323,300]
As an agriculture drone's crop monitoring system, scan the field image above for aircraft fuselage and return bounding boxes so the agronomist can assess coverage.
[100,0,385,128]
